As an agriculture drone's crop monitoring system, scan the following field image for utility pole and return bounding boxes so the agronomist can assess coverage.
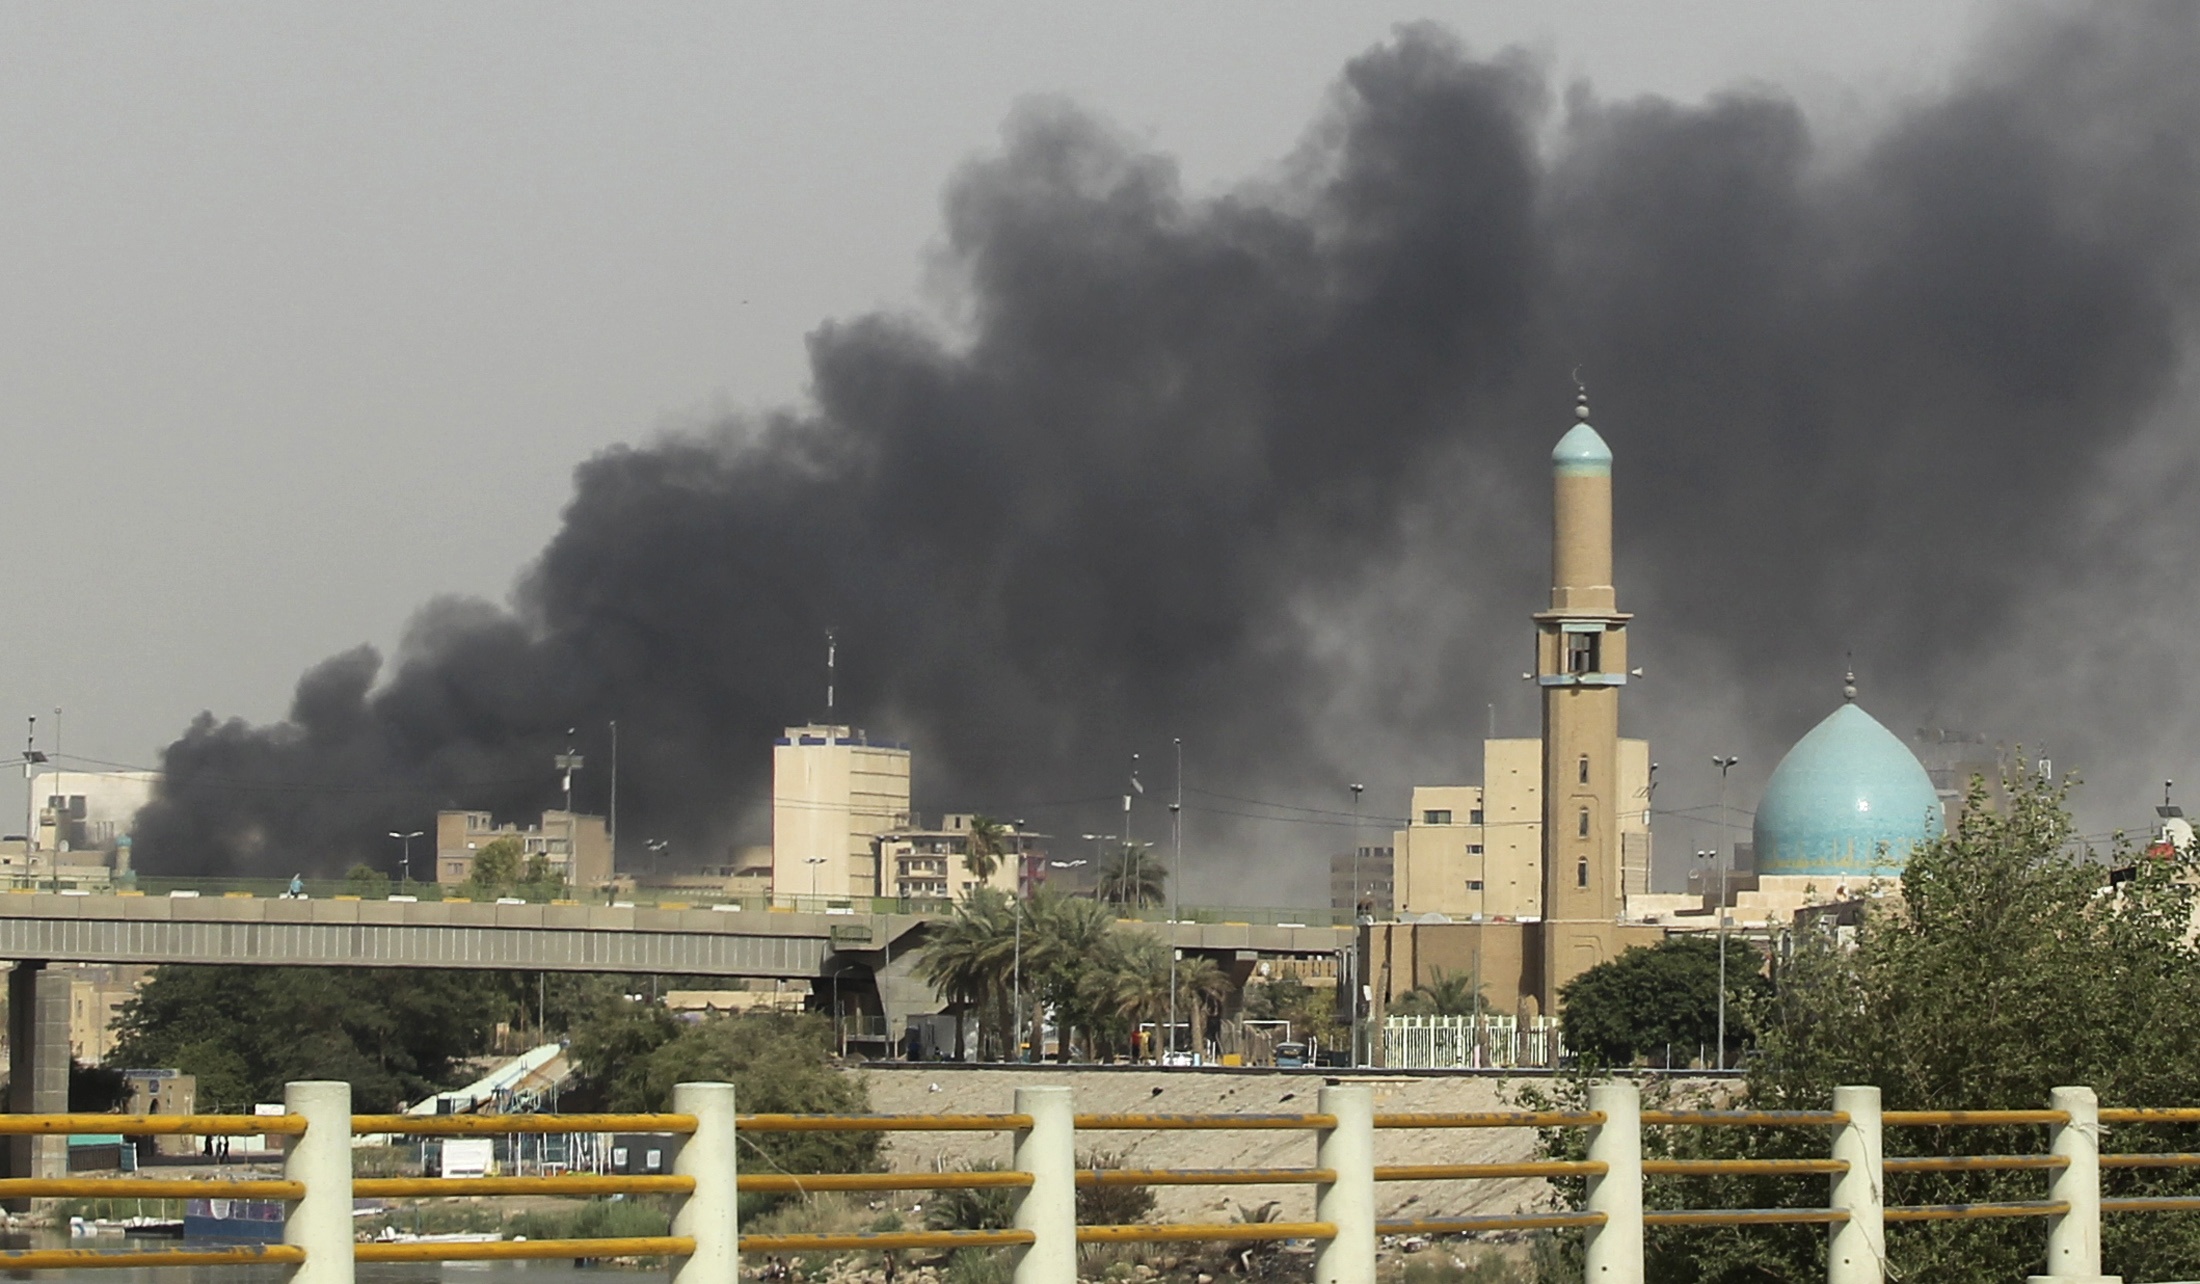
[608,720,619,880]
[1711,754,1741,1070]
[50,707,61,893]
[1349,781,1365,1067]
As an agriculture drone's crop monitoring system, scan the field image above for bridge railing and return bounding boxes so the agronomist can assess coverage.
[10,1078,2191,1282]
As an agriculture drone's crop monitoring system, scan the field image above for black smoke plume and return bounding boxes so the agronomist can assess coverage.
[136,8,2200,891]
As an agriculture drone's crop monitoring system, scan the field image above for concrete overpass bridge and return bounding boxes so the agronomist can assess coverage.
[0,890,1349,1174]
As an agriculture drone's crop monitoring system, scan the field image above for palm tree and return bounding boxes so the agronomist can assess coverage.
[916,888,1019,1059]
[1084,932,1172,1060]
[1096,843,1168,909]
[962,815,1010,890]
[1174,955,1235,1056]
[1396,967,1484,1017]
[1027,893,1117,1060]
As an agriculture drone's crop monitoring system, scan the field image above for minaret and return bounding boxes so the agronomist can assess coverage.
[1536,390,1630,1013]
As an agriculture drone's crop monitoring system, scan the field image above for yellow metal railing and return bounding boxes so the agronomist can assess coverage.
[12,1080,2200,1282]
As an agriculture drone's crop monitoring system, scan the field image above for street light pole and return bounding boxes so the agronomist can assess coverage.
[1013,898,1022,1063]
[1711,755,1741,1070]
[1168,737,1182,1060]
[388,831,424,888]
[22,717,47,892]
[555,730,584,890]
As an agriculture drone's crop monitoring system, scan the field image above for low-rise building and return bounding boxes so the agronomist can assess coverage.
[1329,846,1395,918]
[435,809,613,891]
[1389,737,1654,923]
[877,814,1043,901]
[67,964,149,1064]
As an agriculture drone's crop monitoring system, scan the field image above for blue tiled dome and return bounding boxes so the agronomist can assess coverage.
[1753,703,1942,877]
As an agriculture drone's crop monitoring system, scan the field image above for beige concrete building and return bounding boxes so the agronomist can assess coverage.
[772,725,911,900]
[435,809,613,891]
[1392,739,1651,924]
[1329,845,1395,917]
[66,964,148,1064]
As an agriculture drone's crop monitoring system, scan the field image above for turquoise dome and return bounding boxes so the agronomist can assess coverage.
[1552,421,1612,474]
[1753,702,1942,878]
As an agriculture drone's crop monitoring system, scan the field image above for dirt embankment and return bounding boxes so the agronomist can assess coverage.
[850,1066,1607,1224]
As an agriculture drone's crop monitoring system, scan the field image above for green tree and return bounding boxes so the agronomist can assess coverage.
[1394,966,1487,1019]
[108,965,510,1110]
[1559,937,1766,1067]
[1242,973,1343,1054]
[569,1008,877,1179]
[466,837,524,891]
[963,815,1009,888]
[1095,844,1167,908]
[1174,955,1235,1053]
[916,887,1019,1059]
[1536,770,2200,1284]
[343,863,391,898]
[1082,931,1172,1059]
[1025,893,1118,1059]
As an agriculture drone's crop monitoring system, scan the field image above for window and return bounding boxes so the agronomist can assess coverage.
[1578,755,1590,785]
[1566,631,1600,674]
[1469,808,1484,824]
[1466,880,1484,891]
[1467,844,1484,854]
[1578,808,1590,838]
[1423,809,1452,825]
[1576,859,1590,888]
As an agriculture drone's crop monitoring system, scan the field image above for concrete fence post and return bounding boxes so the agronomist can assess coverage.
[672,1082,738,1284]
[282,1080,354,1284]
[1316,1084,1376,1284]
[1584,1081,1644,1284]
[2031,1086,2121,1284]
[1829,1086,1884,1284]
[1012,1086,1076,1284]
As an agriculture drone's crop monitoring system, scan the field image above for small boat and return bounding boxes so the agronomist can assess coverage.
[373,1228,502,1244]
[184,1198,284,1243]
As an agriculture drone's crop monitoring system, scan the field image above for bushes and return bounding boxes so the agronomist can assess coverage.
[504,1198,669,1241]
[1534,770,2200,1283]
[568,1008,879,1179]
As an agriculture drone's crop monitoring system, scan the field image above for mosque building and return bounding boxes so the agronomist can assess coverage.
[1370,391,1949,1032]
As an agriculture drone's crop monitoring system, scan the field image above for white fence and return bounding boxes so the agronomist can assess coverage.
[1380,1013,1566,1069]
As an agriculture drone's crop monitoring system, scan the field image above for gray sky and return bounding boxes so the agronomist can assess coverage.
[1,1,1998,769]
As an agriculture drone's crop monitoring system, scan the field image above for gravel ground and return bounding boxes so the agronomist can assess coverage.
[854,1067,1691,1225]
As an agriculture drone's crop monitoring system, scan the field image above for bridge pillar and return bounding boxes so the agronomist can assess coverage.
[6,962,69,1187]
